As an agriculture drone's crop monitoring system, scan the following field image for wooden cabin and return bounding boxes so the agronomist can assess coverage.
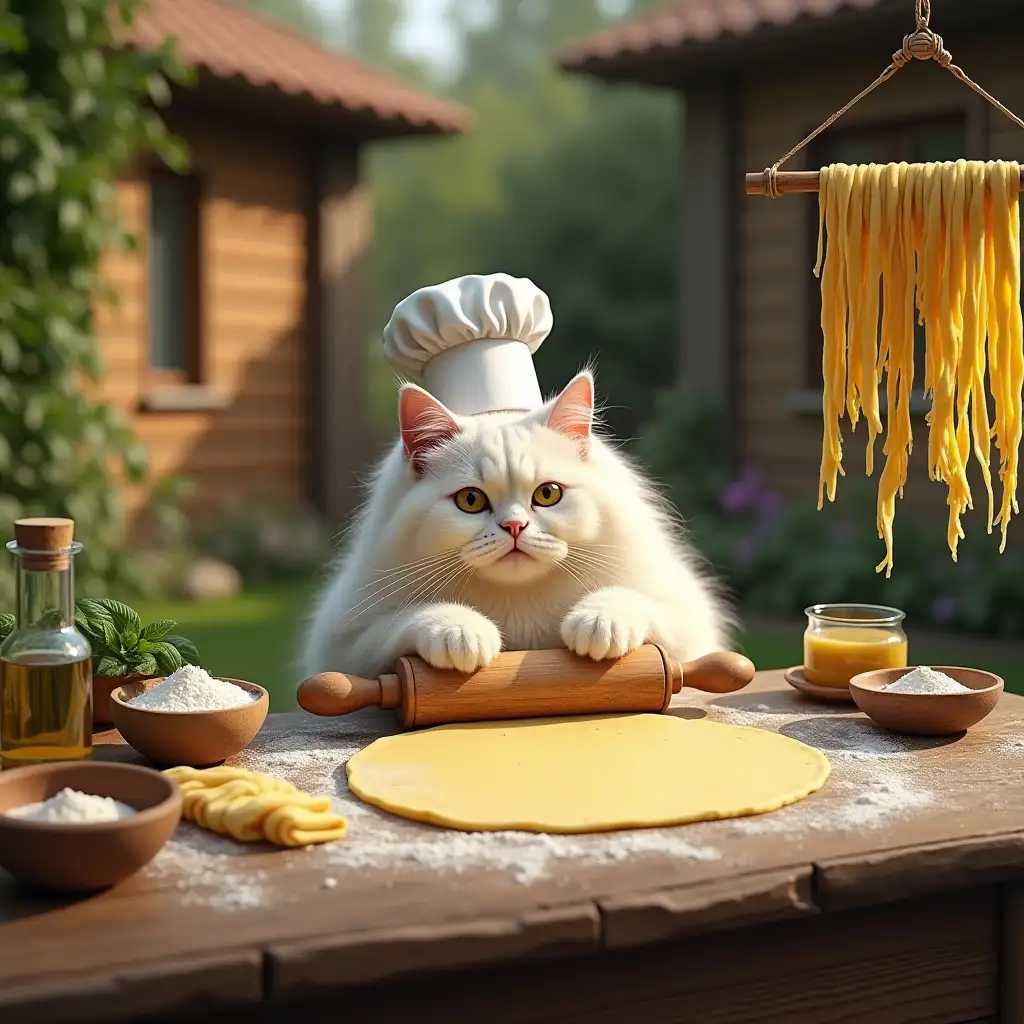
[102,0,467,530]
[561,0,1024,526]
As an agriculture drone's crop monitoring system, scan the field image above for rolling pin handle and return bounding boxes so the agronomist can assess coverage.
[677,651,756,694]
[297,671,400,717]
[379,673,402,711]
[670,659,684,694]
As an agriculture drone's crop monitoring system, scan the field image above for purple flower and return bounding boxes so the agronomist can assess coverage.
[719,465,761,512]
[931,594,958,624]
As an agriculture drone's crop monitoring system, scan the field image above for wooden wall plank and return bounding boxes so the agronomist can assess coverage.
[93,100,315,521]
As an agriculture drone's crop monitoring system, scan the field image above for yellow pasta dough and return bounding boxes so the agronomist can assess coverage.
[164,765,347,847]
[815,159,1023,574]
[346,714,831,834]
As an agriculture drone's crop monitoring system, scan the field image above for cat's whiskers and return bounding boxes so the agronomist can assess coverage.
[337,553,463,628]
[362,559,469,636]
[360,550,462,588]
[555,560,593,594]
[386,561,475,631]
[565,548,627,574]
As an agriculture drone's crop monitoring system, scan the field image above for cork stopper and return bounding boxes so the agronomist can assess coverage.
[13,517,76,571]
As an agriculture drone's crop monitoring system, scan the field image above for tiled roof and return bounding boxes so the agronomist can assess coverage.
[123,0,468,135]
[559,0,886,71]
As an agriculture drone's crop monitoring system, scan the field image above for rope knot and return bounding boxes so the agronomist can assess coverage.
[763,166,779,199]
[899,28,951,66]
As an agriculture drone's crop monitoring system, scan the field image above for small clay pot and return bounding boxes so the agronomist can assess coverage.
[110,677,269,767]
[93,672,153,728]
[0,761,181,893]
[849,666,1003,735]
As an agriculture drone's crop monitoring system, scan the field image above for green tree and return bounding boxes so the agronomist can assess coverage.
[469,84,678,442]
[350,1,678,443]
[0,0,192,604]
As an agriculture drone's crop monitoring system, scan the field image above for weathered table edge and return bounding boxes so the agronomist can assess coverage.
[6,835,1024,1020]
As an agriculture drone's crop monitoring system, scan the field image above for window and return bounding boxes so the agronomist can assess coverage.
[804,115,967,390]
[148,171,200,382]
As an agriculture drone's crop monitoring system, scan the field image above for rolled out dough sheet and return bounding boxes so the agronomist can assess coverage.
[345,714,831,834]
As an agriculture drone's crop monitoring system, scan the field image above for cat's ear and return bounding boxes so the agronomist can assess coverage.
[546,372,594,459]
[398,384,461,476]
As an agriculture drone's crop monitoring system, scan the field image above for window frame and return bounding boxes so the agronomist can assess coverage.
[145,165,203,389]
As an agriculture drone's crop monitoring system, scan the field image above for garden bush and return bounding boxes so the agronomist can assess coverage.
[194,499,333,588]
[637,384,1024,638]
[0,1,192,606]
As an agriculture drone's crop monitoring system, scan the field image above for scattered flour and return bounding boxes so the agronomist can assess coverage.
[129,664,255,712]
[5,787,136,823]
[146,825,270,911]
[146,695,1010,909]
[883,666,972,695]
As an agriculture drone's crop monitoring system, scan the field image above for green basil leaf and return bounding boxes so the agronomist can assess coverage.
[76,597,115,634]
[0,613,14,643]
[93,598,142,633]
[166,635,200,665]
[152,642,183,676]
[122,628,139,650]
[100,620,121,653]
[140,618,176,642]
[130,653,158,676]
[95,654,129,678]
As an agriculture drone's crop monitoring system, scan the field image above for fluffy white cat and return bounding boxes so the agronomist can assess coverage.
[301,371,733,681]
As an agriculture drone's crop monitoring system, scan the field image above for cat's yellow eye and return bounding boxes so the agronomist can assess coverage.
[453,487,490,514]
[532,482,563,507]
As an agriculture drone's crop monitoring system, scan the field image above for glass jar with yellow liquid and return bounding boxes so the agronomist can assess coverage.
[0,517,93,769]
[803,603,908,688]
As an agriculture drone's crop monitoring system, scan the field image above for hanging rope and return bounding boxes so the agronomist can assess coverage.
[761,0,1024,198]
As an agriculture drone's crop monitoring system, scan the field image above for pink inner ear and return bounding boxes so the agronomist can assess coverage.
[399,386,460,475]
[546,374,594,456]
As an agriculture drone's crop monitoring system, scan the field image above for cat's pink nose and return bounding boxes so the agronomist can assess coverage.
[500,520,528,539]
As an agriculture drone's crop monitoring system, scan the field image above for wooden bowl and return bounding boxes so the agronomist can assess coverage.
[110,676,269,767]
[0,761,181,892]
[849,666,1003,736]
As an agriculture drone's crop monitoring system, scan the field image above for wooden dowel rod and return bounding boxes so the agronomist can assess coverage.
[745,168,1024,196]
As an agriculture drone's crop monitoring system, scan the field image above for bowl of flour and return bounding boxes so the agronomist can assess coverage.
[849,665,1003,735]
[0,761,181,892]
[110,665,269,767]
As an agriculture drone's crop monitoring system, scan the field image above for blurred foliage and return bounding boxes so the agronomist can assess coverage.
[638,386,1024,638]
[194,498,333,589]
[0,0,194,605]
[226,0,333,43]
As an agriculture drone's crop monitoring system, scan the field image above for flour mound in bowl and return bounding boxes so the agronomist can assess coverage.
[882,667,973,695]
[5,787,136,823]
[128,665,255,712]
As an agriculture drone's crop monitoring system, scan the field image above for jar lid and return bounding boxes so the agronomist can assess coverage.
[12,517,76,570]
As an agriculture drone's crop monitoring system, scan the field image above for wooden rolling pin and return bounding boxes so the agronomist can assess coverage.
[297,644,755,729]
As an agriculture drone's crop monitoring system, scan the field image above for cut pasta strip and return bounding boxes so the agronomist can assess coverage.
[814,159,1023,574]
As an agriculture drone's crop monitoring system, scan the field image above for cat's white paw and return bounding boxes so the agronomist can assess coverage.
[411,604,502,673]
[561,588,652,661]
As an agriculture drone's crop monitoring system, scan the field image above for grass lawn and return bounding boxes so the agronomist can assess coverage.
[137,582,1023,711]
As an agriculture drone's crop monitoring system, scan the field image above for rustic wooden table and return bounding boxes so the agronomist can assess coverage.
[1,670,1023,1024]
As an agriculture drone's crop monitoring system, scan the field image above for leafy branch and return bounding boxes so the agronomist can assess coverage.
[74,598,199,678]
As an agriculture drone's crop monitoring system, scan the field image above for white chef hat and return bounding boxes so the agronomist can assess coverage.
[382,273,552,416]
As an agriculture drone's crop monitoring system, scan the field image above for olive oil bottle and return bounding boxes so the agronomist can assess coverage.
[0,518,93,769]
